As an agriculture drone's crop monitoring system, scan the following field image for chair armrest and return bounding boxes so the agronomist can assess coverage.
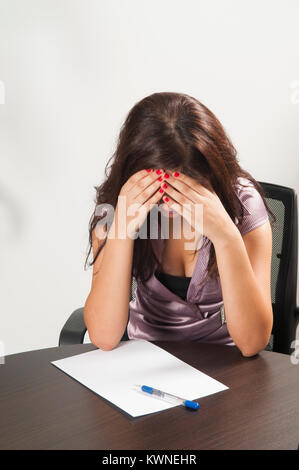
[59,307,87,346]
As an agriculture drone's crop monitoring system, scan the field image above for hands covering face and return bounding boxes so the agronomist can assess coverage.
[154,169,235,245]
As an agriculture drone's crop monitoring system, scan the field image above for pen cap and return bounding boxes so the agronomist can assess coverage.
[141,385,153,394]
[184,400,200,410]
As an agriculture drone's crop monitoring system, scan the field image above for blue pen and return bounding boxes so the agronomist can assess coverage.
[134,384,200,410]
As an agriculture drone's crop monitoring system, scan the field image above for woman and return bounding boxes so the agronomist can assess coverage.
[84,92,275,357]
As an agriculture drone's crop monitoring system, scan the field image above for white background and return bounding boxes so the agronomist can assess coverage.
[0,0,298,355]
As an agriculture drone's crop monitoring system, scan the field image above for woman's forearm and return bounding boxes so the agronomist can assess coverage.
[213,228,273,356]
[84,218,134,350]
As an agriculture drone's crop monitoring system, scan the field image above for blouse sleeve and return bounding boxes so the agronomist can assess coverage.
[234,178,269,236]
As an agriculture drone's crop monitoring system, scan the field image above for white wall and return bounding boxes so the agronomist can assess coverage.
[0,0,298,356]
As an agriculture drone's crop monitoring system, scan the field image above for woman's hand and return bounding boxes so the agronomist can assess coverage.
[112,169,164,239]
[160,170,238,245]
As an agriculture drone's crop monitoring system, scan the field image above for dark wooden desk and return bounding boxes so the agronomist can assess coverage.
[0,342,298,450]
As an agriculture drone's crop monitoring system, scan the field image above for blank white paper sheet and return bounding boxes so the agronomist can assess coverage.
[51,339,228,417]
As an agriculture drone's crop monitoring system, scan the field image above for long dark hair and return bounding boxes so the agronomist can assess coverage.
[85,92,275,282]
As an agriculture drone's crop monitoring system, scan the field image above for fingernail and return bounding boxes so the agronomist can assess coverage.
[163,183,168,189]
[158,176,163,181]
[156,169,163,175]
[164,196,169,202]
[159,188,164,193]
[146,169,152,172]
[164,173,169,178]
[173,171,180,177]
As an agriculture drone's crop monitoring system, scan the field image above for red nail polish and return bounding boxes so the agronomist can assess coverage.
[146,169,152,172]
[159,188,164,193]
[164,196,169,202]
[163,183,168,189]
[156,169,162,175]
[158,176,163,181]
[174,171,180,177]
[164,173,169,178]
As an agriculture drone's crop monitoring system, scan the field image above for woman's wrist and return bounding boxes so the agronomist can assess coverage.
[212,221,242,251]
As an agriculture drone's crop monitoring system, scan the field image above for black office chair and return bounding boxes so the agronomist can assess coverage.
[59,182,299,355]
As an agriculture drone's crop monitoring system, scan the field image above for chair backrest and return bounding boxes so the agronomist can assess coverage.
[259,181,298,354]
[129,182,298,354]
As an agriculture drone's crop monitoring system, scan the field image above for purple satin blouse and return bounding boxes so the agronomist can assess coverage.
[127,177,269,346]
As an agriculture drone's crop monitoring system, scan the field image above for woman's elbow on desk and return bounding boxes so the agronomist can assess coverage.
[239,336,271,358]
[94,340,117,351]
[84,309,114,352]
[241,348,260,358]
[88,330,118,351]
[234,315,273,358]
